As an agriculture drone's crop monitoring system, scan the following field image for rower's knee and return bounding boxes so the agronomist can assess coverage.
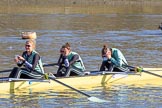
[9,67,21,78]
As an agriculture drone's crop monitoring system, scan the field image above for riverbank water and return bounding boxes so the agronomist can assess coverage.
[0,0,162,108]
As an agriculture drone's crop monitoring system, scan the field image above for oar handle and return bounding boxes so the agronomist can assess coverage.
[43,63,58,67]
[0,63,58,73]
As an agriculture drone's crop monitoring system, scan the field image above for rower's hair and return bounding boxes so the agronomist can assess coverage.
[101,44,108,56]
[26,39,36,49]
[64,42,71,50]
[60,47,64,53]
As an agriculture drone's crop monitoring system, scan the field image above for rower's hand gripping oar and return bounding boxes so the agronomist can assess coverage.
[125,65,162,78]
[0,63,58,73]
[37,70,108,103]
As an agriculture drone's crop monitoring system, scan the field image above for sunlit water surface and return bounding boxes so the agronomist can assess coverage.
[0,1,162,108]
[0,85,162,108]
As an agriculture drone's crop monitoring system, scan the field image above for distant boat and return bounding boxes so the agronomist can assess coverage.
[158,23,162,30]
[21,32,37,39]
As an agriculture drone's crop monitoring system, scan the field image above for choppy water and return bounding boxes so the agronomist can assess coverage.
[0,0,162,108]
[0,85,162,108]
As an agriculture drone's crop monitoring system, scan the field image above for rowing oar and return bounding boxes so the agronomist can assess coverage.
[49,76,107,102]
[125,65,162,78]
[36,71,108,103]
[0,63,58,73]
[0,69,13,73]
[43,63,58,67]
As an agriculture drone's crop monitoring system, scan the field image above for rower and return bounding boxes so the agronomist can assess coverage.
[158,22,162,30]
[9,39,44,79]
[55,42,86,77]
[99,44,129,72]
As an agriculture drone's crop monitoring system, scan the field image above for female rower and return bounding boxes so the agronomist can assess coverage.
[57,47,65,66]
[100,44,129,72]
[56,43,85,77]
[9,39,44,79]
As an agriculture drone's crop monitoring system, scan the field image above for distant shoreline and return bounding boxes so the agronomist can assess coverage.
[0,0,162,6]
[0,0,162,14]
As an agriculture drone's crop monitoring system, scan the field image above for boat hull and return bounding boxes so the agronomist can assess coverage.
[0,68,162,94]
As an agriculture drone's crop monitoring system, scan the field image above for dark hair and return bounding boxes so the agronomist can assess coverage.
[101,44,108,56]
[65,42,70,49]
[62,42,71,50]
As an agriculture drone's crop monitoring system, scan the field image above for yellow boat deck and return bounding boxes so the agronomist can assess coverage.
[0,68,162,94]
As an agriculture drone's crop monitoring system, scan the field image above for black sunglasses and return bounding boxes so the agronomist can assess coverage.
[25,45,31,47]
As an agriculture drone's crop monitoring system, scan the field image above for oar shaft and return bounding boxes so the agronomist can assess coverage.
[34,70,91,97]
[43,63,58,67]
[0,69,12,73]
[49,76,91,97]
[0,63,58,73]
[89,71,131,75]
[36,71,107,102]
[143,70,162,78]
[125,65,162,78]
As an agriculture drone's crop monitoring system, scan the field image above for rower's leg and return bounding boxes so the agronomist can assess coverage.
[9,67,21,78]
[56,65,65,77]
[104,61,114,72]
[20,68,42,79]
[100,61,107,71]
[70,66,84,76]
[107,63,114,72]
[64,67,71,77]
[113,67,126,72]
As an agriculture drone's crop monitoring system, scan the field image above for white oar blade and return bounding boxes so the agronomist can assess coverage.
[88,96,108,103]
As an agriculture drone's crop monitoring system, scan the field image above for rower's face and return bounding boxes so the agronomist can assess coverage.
[107,49,111,53]
[64,47,70,56]
[106,49,111,56]
[25,42,33,52]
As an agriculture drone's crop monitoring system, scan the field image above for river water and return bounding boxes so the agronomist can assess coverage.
[0,0,162,108]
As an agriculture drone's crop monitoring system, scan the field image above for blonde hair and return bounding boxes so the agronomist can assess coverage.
[26,39,36,49]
